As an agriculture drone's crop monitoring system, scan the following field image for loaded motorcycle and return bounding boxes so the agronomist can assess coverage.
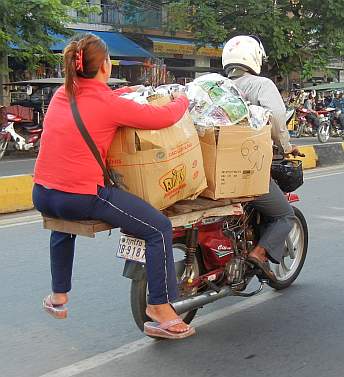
[119,157,308,332]
[0,107,42,160]
[42,153,307,335]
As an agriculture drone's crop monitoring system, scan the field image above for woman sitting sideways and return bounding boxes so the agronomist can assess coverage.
[32,33,195,340]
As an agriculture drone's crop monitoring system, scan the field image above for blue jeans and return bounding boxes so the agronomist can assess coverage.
[32,184,178,305]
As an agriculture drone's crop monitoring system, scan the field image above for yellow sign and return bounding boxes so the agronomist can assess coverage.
[153,42,222,57]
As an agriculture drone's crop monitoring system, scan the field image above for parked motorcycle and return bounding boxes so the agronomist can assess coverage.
[0,110,42,160]
[120,157,308,332]
[317,108,344,143]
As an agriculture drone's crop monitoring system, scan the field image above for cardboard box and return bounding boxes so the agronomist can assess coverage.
[107,98,207,210]
[199,120,272,199]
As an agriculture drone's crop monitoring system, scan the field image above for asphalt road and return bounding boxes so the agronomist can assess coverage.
[1,164,344,377]
[0,137,342,177]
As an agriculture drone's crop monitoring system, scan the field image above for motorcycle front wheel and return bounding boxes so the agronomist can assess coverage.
[130,241,202,332]
[0,139,8,160]
[293,122,304,138]
[268,206,308,290]
[317,122,330,143]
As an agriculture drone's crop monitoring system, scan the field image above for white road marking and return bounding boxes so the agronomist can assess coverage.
[0,158,36,163]
[0,214,42,229]
[38,290,280,377]
[315,215,344,223]
[305,171,344,181]
[304,164,344,175]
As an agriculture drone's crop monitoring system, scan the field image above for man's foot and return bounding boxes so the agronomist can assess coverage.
[146,303,190,333]
[248,246,277,282]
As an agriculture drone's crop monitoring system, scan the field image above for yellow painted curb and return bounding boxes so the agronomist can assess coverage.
[0,175,34,214]
[296,145,318,169]
[342,142,344,152]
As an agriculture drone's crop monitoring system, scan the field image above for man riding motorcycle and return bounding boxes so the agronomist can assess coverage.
[222,35,300,281]
[303,91,320,133]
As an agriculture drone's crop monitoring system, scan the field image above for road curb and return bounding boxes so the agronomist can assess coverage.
[0,143,343,214]
[0,175,34,214]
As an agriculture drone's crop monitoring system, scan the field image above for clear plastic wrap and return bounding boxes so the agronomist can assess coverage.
[186,74,250,129]
[248,105,271,129]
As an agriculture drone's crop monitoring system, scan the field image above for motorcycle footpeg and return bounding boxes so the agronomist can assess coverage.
[205,280,222,293]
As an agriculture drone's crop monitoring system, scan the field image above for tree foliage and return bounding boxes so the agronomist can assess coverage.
[159,0,344,79]
[0,0,98,67]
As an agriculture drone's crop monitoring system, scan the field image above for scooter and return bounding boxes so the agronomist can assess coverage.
[0,112,42,159]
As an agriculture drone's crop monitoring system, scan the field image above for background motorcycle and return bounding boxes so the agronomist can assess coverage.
[120,157,308,332]
[292,108,318,138]
[317,108,344,143]
[0,111,42,160]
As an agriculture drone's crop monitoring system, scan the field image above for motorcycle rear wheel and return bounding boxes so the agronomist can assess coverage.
[130,241,201,332]
[268,206,308,290]
[0,139,8,160]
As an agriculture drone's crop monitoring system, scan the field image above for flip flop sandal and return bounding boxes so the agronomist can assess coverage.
[247,256,277,282]
[144,318,196,340]
[42,294,68,319]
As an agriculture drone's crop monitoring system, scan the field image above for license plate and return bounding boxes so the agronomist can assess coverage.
[116,235,146,263]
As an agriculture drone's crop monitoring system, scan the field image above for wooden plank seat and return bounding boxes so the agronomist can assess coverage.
[42,197,254,238]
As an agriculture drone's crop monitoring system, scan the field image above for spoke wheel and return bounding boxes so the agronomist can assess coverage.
[0,139,8,160]
[268,206,308,290]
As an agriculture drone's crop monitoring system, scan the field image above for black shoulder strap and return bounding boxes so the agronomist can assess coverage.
[70,97,115,186]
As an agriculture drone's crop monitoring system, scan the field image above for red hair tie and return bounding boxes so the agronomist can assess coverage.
[75,50,84,73]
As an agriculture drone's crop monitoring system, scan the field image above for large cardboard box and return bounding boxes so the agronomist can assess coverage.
[199,120,272,199]
[107,99,207,210]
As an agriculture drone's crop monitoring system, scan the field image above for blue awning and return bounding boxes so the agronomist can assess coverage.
[51,29,152,58]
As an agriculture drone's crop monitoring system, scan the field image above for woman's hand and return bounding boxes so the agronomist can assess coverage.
[171,91,187,100]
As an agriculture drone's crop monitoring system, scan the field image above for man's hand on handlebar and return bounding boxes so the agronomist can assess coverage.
[287,145,305,158]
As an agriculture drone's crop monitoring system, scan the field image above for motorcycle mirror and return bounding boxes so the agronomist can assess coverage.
[26,85,33,96]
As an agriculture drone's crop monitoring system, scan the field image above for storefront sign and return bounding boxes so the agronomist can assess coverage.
[153,42,222,57]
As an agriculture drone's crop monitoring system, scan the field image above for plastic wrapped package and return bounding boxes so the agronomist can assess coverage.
[186,74,249,129]
[155,84,186,96]
[249,105,271,129]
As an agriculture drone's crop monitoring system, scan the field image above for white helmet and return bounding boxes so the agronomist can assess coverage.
[222,35,267,75]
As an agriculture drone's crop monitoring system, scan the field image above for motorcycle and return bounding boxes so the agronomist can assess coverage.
[0,110,42,160]
[317,108,344,143]
[120,157,308,332]
[291,108,317,138]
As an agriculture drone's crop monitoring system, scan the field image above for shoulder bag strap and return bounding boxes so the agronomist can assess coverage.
[69,96,115,186]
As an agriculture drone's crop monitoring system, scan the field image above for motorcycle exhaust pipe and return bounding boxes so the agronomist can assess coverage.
[171,286,235,315]
[171,283,264,315]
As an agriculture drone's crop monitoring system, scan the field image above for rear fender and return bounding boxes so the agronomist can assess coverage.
[287,193,300,203]
[122,260,146,281]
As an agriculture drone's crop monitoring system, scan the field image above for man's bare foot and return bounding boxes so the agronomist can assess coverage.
[146,303,190,333]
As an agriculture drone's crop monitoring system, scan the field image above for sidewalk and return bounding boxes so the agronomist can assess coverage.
[1,142,343,214]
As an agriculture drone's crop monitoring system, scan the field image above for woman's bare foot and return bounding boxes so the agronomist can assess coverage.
[50,292,68,306]
[146,303,190,333]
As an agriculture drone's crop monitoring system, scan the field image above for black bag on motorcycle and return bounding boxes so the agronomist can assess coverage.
[271,159,303,192]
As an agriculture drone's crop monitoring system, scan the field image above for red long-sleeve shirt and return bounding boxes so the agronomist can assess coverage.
[34,78,189,194]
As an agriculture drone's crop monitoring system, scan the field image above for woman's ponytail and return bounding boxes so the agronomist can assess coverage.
[63,41,78,98]
[63,33,109,98]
